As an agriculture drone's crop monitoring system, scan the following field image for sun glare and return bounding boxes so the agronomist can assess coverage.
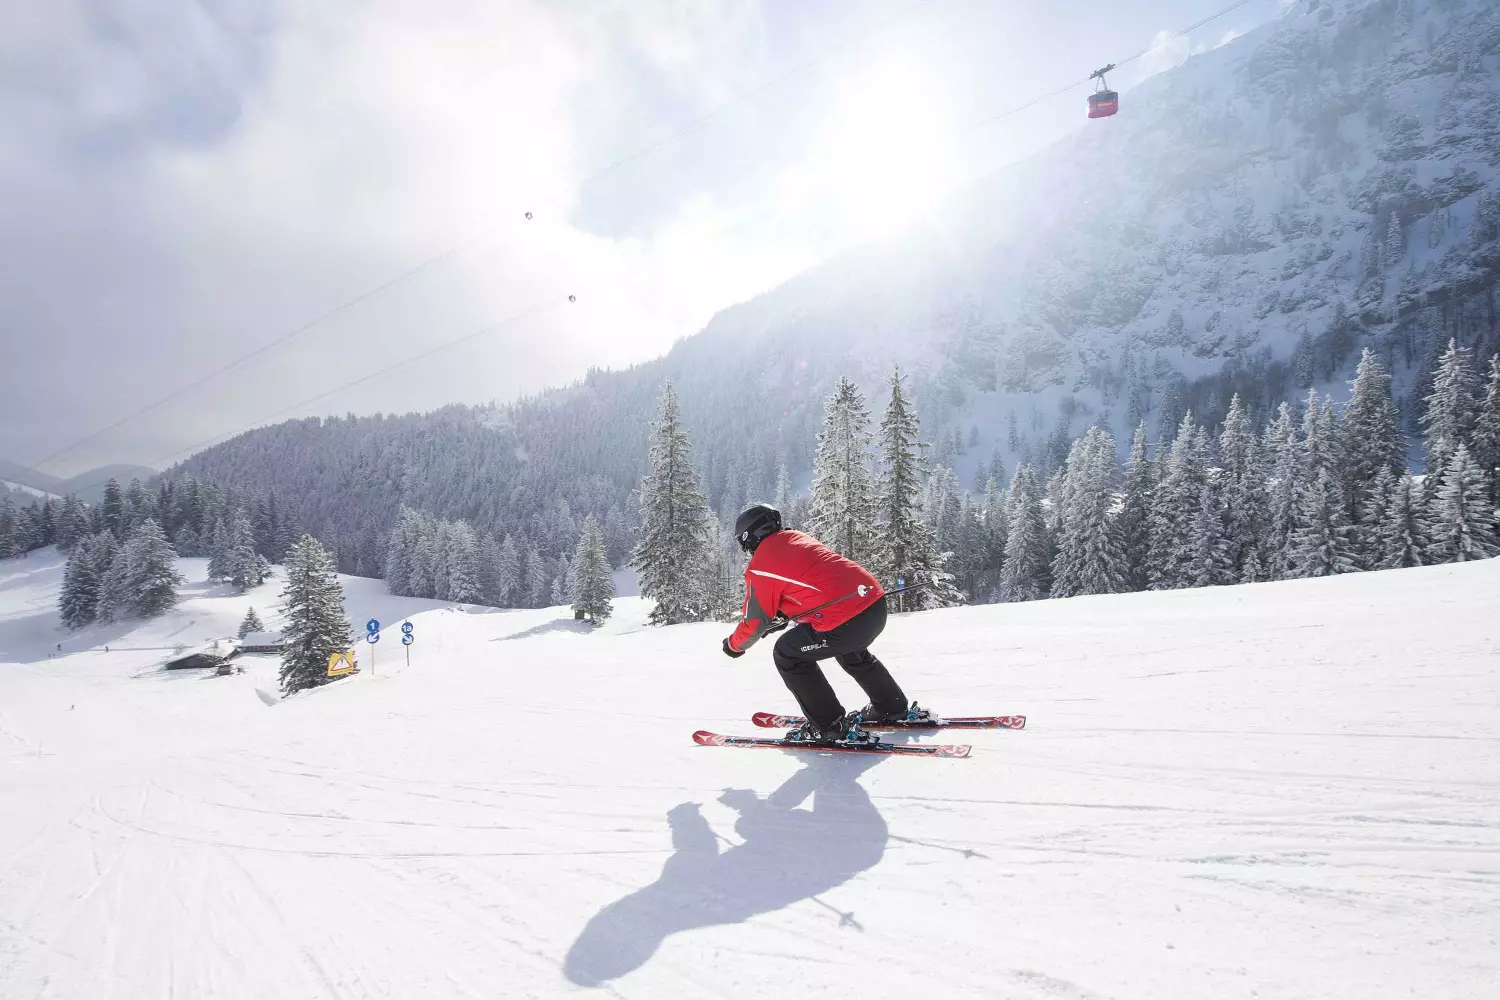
[811,58,957,241]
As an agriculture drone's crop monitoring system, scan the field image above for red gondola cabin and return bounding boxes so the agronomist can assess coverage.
[1088,89,1118,118]
[1088,63,1118,119]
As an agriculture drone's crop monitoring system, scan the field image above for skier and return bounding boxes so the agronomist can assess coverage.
[721,504,925,743]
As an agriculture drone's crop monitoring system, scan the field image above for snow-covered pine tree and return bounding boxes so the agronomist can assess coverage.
[1050,427,1125,598]
[446,521,483,603]
[206,517,231,581]
[0,496,15,559]
[238,606,265,638]
[807,376,879,564]
[1263,403,1302,580]
[872,365,958,609]
[1117,424,1155,591]
[928,466,965,563]
[632,382,716,625]
[524,547,550,608]
[278,535,352,695]
[226,512,269,592]
[981,474,1008,595]
[430,520,454,601]
[571,515,613,624]
[949,493,987,598]
[1357,465,1398,569]
[1185,478,1235,587]
[701,533,745,622]
[1289,468,1358,577]
[1299,389,1338,482]
[1224,436,1267,582]
[124,480,153,534]
[1420,339,1478,482]
[1219,394,1253,483]
[125,519,184,618]
[477,533,503,607]
[1293,335,1316,389]
[95,548,130,625]
[1340,348,1404,509]
[495,535,521,607]
[173,524,200,558]
[407,517,436,599]
[998,464,1051,603]
[101,479,124,540]
[550,554,571,606]
[1148,412,1208,590]
[774,463,792,514]
[10,504,40,555]
[56,495,89,551]
[59,542,100,629]
[1384,212,1405,269]
[1375,474,1428,569]
[1472,357,1500,501]
[384,507,419,596]
[1426,444,1500,563]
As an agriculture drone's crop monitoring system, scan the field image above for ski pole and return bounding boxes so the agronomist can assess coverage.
[781,578,934,626]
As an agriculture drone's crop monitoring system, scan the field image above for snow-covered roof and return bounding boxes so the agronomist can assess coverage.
[241,631,283,646]
[165,638,237,667]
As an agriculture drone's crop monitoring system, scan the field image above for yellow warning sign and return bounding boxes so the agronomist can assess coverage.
[327,649,357,678]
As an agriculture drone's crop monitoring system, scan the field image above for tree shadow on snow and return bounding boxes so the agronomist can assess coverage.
[563,753,887,987]
[492,618,595,642]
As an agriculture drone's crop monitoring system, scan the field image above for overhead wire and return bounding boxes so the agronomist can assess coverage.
[45,0,1267,498]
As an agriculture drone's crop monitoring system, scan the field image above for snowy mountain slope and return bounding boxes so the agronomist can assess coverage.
[0,461,156,503]
[171,0,1500,570]
[2,480,59,501]
[660,0,1500,468]
[3,551,1497,998]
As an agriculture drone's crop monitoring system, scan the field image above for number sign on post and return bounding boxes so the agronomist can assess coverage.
[365,619,380,675]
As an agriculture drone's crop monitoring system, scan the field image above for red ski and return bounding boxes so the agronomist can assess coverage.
[693,730,970,758]
[752,711,1025,731]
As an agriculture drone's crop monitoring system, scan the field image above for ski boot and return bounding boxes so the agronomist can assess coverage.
[858,701,936,725]
[786,711,880,746]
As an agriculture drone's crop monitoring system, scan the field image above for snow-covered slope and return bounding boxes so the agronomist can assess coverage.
[2,550,1497,998]
[2,480,60,501]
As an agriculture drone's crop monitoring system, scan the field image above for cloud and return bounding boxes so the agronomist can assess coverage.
[0,0,810,474]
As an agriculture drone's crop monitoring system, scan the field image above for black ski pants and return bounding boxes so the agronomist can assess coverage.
[772,599,906,729]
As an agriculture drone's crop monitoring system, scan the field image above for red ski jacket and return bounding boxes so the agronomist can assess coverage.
[727,530,884,653]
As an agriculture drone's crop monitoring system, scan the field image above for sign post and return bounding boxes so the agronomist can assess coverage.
[401,621,414,667]
[895,576,906,614]
[366,618,381,675]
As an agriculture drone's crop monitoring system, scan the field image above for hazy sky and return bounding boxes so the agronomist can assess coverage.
[0,0,1284,478]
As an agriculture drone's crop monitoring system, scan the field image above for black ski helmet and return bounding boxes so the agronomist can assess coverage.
[735,504,783,553]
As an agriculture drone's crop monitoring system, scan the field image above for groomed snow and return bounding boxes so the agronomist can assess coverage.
[2,548,1497,999]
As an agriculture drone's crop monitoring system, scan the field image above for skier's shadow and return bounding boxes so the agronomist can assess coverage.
[563,753,888,987]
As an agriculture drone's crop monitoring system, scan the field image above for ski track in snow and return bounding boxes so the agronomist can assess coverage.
[2,548,1497,998]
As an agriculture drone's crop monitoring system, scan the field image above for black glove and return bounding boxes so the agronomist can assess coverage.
[763,615,791,635]
[722,638,745,659]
